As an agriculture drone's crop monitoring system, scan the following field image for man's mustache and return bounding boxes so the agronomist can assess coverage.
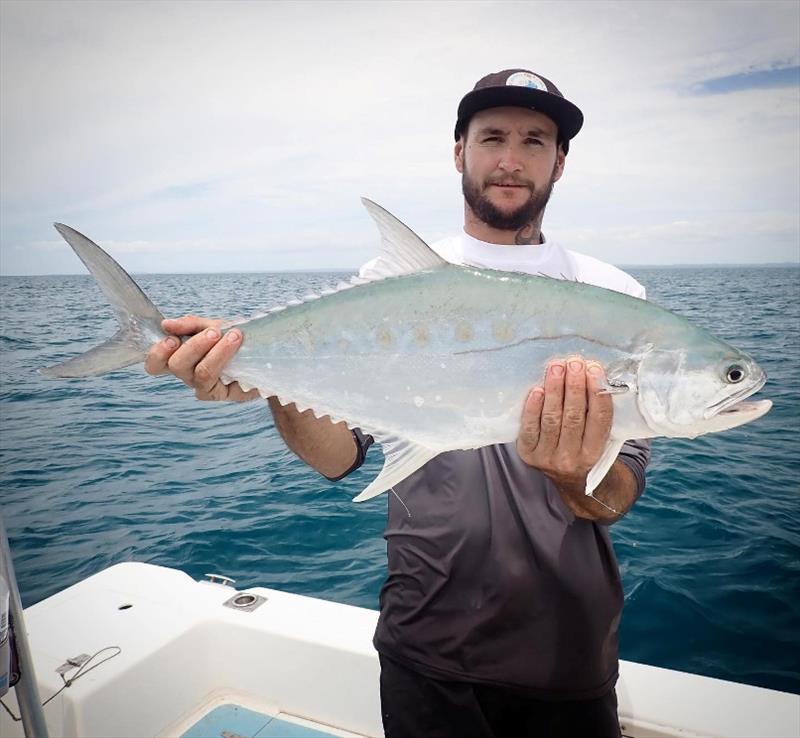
[484,177,535,189]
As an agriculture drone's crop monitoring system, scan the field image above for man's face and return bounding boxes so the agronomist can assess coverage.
[455,107,565,231]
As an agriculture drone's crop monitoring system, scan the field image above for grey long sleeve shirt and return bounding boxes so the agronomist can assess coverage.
[371,439,650,700]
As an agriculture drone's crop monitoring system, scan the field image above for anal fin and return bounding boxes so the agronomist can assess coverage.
[353,435,439,502]
[585,438,625,495]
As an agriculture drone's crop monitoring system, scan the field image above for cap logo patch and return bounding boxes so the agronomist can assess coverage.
[506,71,547,91]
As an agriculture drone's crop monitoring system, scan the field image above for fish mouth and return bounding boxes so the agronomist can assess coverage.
[704,372,767,419]
[701,373,772,431]
[715,398,772,417]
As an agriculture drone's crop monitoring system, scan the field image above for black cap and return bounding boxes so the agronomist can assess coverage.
[455,69,584,153]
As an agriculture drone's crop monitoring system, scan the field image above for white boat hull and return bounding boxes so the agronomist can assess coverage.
[2,563,797,738]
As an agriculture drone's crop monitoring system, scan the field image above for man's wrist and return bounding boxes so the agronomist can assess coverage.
[549,470,623,521]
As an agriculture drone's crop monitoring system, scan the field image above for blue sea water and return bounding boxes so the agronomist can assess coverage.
[1,265,799,695]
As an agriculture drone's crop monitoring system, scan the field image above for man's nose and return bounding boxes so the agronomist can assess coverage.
[497,144,523,172]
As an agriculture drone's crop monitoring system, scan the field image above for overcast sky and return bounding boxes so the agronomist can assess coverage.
[1,0,798,275]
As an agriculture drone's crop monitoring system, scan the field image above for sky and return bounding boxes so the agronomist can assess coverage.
[1,0,799,275]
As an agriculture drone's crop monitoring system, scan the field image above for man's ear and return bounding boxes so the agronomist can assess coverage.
[553,146,566,182]
[454,138,464,173]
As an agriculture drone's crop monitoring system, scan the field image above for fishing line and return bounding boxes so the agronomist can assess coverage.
[0,646,122,721]
[391,489,412,518]
[587,492,621,517]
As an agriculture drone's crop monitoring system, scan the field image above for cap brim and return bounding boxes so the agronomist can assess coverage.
[455,87,584,141]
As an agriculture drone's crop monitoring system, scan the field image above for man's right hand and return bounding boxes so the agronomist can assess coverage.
[144,315,260,402]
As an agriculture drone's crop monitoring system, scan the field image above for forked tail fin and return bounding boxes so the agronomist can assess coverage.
[40,224,166,378]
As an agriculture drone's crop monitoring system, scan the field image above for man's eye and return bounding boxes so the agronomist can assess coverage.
[525,138,543,146]
[482,136,501,143]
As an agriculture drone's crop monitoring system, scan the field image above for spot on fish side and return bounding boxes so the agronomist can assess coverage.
[413,323,430,346]
[376,326,394,347]
[492,320,515,344]
[455,322,474,342]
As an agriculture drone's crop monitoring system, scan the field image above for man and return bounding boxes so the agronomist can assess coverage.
[146,69,649,738]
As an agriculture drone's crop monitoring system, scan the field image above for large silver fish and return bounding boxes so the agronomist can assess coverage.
[42,199,772,501]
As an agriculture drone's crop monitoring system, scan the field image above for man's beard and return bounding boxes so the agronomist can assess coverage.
[462,163,556,231]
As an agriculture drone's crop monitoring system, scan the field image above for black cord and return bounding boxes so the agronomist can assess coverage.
[0,646,121,721]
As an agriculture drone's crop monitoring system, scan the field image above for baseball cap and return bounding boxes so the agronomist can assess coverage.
[455,69,584,153]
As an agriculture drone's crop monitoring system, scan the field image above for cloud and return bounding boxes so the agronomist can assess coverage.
[550,211,799,265]
[691,65,800,95]
[1,0,798,274]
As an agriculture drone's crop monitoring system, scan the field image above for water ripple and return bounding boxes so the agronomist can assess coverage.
[1,267,798,694]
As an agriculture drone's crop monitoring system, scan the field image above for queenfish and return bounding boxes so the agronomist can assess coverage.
[42,199,772,501]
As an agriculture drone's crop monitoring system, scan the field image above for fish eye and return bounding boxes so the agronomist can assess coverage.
[726,364,745,383]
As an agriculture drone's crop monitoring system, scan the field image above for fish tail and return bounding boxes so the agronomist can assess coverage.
[39,224,166,378]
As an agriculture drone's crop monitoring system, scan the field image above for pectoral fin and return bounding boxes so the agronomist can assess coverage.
[602,352,648,396]
[585,438,625,495]
[597,384,630,396]
[353,435,439,502]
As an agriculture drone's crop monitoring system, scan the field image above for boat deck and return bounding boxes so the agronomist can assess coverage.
[181,703,363,738]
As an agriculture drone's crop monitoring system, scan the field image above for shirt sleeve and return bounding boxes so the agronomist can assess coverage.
[616,437,651,502]
[323,428,375,482]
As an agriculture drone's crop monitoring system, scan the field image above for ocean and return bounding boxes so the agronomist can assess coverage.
[1,265,798,695]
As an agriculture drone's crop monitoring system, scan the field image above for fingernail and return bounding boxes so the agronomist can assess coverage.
[206,328,219,340]
[568,359,583,373]
[226,330,241,343]
[587,363,604,376]
[164,337,178,349]
[550,363,564,377]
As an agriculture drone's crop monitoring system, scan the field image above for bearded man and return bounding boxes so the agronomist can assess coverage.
[146,69,650,738]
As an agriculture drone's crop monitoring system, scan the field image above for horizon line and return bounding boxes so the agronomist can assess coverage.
[1,262,799,278]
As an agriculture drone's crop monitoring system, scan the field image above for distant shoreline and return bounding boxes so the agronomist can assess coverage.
[1,263,799,278]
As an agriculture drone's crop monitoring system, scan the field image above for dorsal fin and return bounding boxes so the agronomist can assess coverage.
[360,198,448,278]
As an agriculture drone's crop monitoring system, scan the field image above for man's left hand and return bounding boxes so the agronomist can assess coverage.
[516,357,613,492]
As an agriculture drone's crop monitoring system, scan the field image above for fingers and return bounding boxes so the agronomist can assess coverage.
[536,361,566,457]
[191,329,246,399]
[583,362,614,457]
[517,357,613,473]
[165,327,220,386]
[144,315,255,402]
[162,315,221,336]
[557,358,588,457]
[144,315,222,377]
[517,386,545,454]
[145,335,181,376]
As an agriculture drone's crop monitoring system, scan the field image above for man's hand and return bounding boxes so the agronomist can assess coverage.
[517,357,612,483]
[145,315,359,478]
[144,315,260,402]
[517,357,631,520]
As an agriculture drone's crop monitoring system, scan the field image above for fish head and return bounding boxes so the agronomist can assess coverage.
[635,344,772,438]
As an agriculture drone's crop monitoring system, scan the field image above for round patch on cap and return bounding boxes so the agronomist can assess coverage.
[506,71,548,91]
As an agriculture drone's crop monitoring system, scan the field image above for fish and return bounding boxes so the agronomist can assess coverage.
[41,198,772,502]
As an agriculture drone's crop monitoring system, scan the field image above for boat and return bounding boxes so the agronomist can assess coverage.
[1,554,798,738]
